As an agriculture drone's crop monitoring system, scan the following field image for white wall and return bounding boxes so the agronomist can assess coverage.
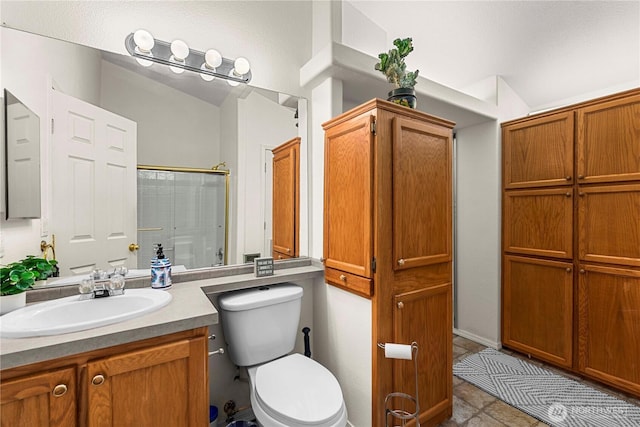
[0,27,102,264]
[100,60,221,168]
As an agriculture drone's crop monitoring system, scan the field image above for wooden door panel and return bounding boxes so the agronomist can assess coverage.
[87,337,207,427]
[324,115,374,277]
[392,118,452,270]
[393,283,452,425]
[0,367,77,427]
[272,137,300,257]
[503,188,573,259]
[578,184,640,267]
[503,112,574,189]
[502,255,574,367]
[576,94,640,184]
[578,264,640,395]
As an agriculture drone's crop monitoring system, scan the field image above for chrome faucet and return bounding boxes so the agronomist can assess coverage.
[78,275,126,300]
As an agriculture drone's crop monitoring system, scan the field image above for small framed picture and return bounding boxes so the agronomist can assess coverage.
[254,257,274,277]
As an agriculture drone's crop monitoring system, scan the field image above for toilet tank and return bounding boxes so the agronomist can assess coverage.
[218,284,303,366]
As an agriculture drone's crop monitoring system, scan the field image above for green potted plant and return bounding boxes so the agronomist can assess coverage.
[374,37,420,108]
[1,256,58,314]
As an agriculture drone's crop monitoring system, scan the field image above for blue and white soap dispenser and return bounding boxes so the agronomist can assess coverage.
[151,243,172,290]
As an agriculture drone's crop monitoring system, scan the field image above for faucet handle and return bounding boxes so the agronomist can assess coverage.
[78,278,95,299]
[108,275,126,295]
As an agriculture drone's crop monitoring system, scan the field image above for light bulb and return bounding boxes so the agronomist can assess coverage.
[170,39,189,61]
[204,49,222,69]
[227,70,240,87]
[133,29,154,52]
[233,57,250,75]
[135,57,153,67]
[200,63,215,81]
[170,62,185,74]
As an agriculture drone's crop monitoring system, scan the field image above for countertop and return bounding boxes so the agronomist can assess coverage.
[0,263,323,370]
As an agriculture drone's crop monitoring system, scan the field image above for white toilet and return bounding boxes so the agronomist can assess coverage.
[218,284,348,427]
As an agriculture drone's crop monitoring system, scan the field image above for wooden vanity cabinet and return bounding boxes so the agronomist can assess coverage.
[0,328,208,427]
[272,137,300,260]
[323,99,454,426]
[502,88,640,397]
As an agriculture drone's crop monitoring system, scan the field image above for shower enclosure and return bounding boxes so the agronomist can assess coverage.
[137,166,228,270]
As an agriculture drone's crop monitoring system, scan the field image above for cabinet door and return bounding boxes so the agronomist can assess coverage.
[87,337,208,427]
[502,255,574,368]
[272,137,300,258]
[393,283,452,424]
[503,188,573,259]
[0,366,77,427]
[578,184,640,267]
[578,264,640,395]
[324,115,374,278]
[392,117,451,270]
[503,112,574,189]
[576,93,640,184]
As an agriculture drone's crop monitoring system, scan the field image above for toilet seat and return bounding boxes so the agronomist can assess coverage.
[249,353,347,426]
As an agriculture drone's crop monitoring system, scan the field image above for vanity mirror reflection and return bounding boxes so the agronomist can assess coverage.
[1,26,308,283]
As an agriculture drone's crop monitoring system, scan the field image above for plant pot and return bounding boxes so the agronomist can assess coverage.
[0,292,26,315]
[388,88,417,109]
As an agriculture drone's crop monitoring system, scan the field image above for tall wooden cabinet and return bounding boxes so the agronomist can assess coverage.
[323,99,454,426]
[272,137,300,260]
[502,89,640,396]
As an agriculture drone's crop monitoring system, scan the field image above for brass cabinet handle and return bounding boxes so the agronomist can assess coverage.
[128,243,140,252]
[398,259,405,266]
[566,267,572,272]
[565,176,572,181]
[565,192,571,197]
[286,248,291,253]
[578,175,585,179]
[339,274,347,281]
[397,301,404,309]
[52,384,68,397]
[92,375,105,386]
[580,269,586,274]
[579,192,585,197]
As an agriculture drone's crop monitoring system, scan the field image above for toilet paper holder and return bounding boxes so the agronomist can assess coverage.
[377,342,420,427]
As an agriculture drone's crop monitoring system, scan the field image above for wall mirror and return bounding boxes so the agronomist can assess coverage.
[4,88,42,219]
[1,26,308,284]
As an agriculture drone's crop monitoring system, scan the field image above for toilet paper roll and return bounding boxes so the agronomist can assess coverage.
[384,343,413,360]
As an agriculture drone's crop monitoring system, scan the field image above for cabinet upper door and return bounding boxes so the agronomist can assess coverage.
[392,117,452,270]
[577,93,640,184]
[503,188,573,259]
[272,137,300,258]
[0,366,77,427]
[324,115,374,278]
[578,184,640,267]
[503,112,574,189]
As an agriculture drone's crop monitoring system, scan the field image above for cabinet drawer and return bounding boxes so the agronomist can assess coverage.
[325,267,373,298]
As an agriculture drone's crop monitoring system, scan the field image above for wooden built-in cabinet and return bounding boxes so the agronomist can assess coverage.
[502,88,640,397]
[0,328,208,427]
[272,137,300,260]
[323,99,454,426]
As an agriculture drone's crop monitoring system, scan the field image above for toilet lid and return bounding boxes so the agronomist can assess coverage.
[255,353,344,425]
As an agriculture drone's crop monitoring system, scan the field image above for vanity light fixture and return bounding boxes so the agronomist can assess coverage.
[125,29,252,85]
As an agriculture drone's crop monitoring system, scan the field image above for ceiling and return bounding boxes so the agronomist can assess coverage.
[348,1,639,110]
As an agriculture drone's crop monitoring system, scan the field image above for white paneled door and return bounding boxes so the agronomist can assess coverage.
[51,89,137,276]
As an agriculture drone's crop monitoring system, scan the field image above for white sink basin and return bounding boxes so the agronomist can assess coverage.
[0,289,172,338]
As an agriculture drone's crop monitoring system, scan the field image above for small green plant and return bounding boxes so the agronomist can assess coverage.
[0,256,58,296]
[375,37,420,89]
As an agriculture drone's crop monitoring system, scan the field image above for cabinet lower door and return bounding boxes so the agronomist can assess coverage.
[87,337,208,427]
[0,367,77,427]
[393,283,452,425]
[502,255,574,368]
[578,264,640,395]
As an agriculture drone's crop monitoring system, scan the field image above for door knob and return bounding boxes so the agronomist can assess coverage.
[398,259,405,266]
[52,384,68,397]
[92,375,105,386]
[128,243,140,252]
[339,274,347,281]
[397,302,404,309]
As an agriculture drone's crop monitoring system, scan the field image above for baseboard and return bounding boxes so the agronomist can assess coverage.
[453,328,501,350]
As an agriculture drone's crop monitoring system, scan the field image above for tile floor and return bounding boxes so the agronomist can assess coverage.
[439,335,640,426]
